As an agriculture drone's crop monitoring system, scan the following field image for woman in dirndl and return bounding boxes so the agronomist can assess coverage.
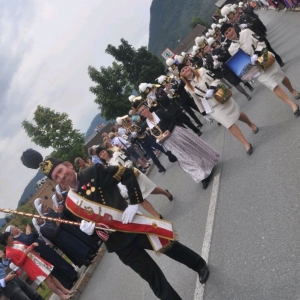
[132,100,219,189]
[179,64,258,155]
[0,232,72,300]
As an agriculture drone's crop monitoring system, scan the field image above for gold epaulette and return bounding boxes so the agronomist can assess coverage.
[113,165,126,182]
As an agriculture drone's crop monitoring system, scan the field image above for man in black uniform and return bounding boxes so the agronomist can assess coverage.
[21,150,210,300]
[140,82,203,136]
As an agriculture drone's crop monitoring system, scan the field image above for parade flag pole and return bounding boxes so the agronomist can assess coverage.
[0,208,116,232]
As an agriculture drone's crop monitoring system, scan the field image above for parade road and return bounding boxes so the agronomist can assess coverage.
[78,10,300,300]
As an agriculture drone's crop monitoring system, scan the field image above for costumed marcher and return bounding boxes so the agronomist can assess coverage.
[128,95,178,173]
[97,147,173,219]
[156,75,204,128]
[132,100,219,188]
[203,37,254,100]
[220,23,300,116]
[139,83,203,136]
[0,249,44,300]
[0,232,73,300]
[5,225,78,290]
[220,4,285,66]
[21,149,210,300]
[179,64,259,154]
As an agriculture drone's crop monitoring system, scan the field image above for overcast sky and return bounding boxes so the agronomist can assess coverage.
[0,0,152,216]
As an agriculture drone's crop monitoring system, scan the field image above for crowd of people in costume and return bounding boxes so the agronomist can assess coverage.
[0,2,299,299]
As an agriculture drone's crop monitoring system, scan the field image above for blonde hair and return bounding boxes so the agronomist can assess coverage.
[108,132,116,139]
[181,68,201,92]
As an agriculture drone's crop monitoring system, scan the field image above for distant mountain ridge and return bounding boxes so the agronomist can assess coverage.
[148,0,217,58]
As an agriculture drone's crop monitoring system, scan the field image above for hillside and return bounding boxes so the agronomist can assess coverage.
[148,0,217,57]
[17,170,44,207]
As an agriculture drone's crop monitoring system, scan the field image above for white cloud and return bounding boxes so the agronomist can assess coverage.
[0,0,152,215]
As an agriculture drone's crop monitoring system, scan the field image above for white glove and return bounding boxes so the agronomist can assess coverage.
[131,132,137,138]
[250,54,258,65]
[240,23,248,29]
[212,55,219,60]
[205,89,215,98]
[204,115,214,124]
[80,220,95,235]
[213,61,221,69]
[122,204,139,224]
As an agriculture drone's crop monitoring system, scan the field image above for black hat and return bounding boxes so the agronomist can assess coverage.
[95,146,106,155]
[131,99,148,114]
[21,149,64,180]
[220,23,233,36]
[177,64,187,75]
[0,232,11,246]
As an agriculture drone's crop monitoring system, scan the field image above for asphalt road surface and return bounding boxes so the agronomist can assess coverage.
[78,10,300,300]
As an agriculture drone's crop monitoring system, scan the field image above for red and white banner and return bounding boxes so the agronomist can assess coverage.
[66,189,176,252]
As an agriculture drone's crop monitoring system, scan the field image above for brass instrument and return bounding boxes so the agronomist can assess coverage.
[131,96,142,102]
[147,97,158,107]
[116,115,146,138]
[146,126,164,144]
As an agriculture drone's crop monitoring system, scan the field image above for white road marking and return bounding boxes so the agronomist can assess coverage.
[194,172,221,300]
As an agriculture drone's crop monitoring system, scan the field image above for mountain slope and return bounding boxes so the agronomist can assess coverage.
[148,0,217,57]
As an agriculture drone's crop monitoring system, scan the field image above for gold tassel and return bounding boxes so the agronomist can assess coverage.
[113,165,126,182]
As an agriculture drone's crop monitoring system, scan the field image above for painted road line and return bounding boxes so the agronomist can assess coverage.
[194,171,221,300]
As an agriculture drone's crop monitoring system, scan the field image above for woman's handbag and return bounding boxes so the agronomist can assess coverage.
[256,48,275,71]
[214,84,232,104]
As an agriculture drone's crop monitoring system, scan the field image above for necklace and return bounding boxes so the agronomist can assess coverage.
[147,113,164,141]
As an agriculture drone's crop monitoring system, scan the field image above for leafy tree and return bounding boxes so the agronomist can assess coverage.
[22,105,85,162]
[106,39,165,88]
[189,16,210,29]
[88,62,133,120]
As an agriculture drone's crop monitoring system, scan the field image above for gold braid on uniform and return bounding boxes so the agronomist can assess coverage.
[113,165,126,182]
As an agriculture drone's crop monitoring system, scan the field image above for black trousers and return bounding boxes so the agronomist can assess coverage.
[115,234,206,300]
[138,135,170,170]
[182,105,202,126]
[2,277,44,300]
[176,111,200,134]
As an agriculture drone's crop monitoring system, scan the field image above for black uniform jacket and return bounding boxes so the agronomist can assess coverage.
[75,164,144,253]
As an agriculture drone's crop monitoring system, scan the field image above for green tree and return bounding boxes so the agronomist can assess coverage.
[22,105,85,162]
[105,39,165,88]
[88,62,133,120]
[189,16,210,29]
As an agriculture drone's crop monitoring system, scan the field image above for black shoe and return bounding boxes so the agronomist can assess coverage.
[159,214,163,219]
[246,144,253,155]
[248,85,254,91]
[84,260,91,266]
[279,62,285,67]
[201,178,209,190]
[165,189,173,201]
[294,105,300,116]
[197,131,202,137]
[158,167,166,173]
[166,151,177,163]
[294,93,300,100]
[246,95,252,101]
[198,265,210,284]
[217,122,221,126]
[197,123,203,128]
[144,163,151,169]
